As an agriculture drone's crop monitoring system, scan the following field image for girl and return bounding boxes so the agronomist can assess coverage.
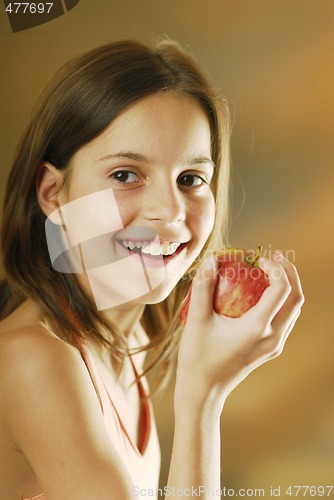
[0,39,304,499]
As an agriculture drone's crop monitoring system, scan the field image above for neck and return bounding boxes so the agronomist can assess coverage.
[75,272,146,338]
[103,302,146,338]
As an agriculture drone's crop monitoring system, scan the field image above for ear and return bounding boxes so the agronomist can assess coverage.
[36,163,65,221]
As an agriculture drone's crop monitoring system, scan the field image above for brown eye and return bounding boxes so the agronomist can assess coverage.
[177,174,206,187]
[110,170,139,183]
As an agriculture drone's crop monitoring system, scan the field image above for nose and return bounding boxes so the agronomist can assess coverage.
[143,182,186,224]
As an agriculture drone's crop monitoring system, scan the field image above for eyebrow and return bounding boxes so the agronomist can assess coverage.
[98,152,215,168]
[98,152,149,163]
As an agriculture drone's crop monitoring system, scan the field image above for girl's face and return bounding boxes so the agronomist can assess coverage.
[59,93,215,306]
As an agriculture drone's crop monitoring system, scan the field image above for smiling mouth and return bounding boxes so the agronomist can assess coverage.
[118,239,183,258]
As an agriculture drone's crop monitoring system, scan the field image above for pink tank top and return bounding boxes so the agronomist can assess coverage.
[21,340,161,500]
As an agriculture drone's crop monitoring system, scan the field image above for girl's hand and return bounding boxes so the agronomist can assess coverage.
[176,251,304,408]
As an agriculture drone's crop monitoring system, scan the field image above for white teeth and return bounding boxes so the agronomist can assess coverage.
[120,240,181,256]
[151,243,161,255]
[162,242,169,255]
[170,242,179,254]
[142,242,159,255]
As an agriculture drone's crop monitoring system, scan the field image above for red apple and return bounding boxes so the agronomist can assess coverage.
[180,245,269,326]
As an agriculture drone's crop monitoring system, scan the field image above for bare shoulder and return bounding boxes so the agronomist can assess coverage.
[0,300,82,387]
[0,301,88,436]
[0,301,134,498]
[0,298,96,455]
[0,324,82,389]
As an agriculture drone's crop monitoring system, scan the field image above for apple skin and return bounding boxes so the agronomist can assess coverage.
[179,247,269,326]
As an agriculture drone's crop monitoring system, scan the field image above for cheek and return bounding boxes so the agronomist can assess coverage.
[190,195,216,242]
[112,193,139,227]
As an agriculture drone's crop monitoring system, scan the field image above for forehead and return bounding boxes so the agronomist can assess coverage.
[74,93,212,165]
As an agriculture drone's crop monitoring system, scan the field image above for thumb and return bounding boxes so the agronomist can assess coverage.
[187,254,218,324]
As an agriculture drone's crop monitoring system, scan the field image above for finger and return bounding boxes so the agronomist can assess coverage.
[186,254,218,325]
[278,308,302,349]
[270,252,305,329]
[248,308,302,366]
[245,256,291,326]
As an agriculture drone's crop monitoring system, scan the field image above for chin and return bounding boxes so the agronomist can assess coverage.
[135,280,180,305]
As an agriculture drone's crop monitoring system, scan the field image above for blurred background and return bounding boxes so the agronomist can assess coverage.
[0,0,333,495]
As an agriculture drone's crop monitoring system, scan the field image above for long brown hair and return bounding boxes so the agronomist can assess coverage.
[0,39,230,391]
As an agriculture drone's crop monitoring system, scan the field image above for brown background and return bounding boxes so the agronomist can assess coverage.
[0,0,333,494]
